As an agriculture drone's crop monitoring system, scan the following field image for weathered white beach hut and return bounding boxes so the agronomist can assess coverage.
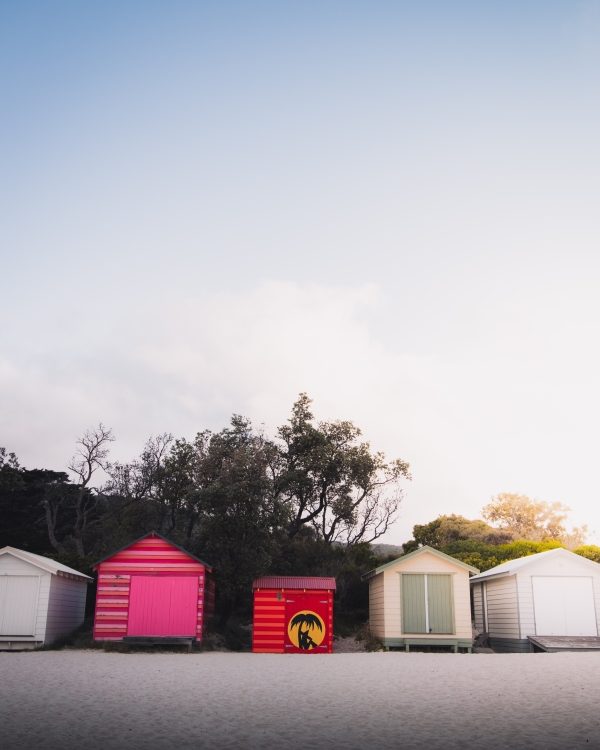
[363,546,479,652]
[0,546,91,650]
[471,548,600,652]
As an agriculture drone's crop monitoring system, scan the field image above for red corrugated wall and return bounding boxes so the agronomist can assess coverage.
[252,589,287,652]
[93,535,208,642]
[252,587,334,653]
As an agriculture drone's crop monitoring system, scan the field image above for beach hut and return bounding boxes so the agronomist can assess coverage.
[471,548,600,652]
[252,576,336,653]
[0,546,91,650]
[93,532,214,645]
[363,546,478,652]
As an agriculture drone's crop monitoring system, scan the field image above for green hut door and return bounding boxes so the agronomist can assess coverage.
[427,574,454,634]
[402,574,454,634]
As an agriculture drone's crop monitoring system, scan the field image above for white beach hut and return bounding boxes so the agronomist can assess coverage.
[471,548,600,652]
[0,546,91,650]
[363,546,479,652]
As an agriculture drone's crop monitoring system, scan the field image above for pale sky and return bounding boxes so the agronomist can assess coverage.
[2,1,600,545]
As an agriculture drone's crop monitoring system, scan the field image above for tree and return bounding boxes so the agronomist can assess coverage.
[482,493,587,547]
[0,449,68,554]
[191,416,287,619]
[407,514,514,551]
[104,433,173,506]
[276,394,410,545]
[65,424,114,557]
[0,447,19,471]
[440,538,563,572]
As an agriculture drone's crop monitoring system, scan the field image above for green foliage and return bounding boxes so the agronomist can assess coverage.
[574,545,600,563]
[411,514,513,549]
[404,508,586,574]
[277,393,410,544]
[0,459,80,558]
[433,538,564,572]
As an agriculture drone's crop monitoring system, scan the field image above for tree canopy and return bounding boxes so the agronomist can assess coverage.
[482,492,587,547]
[0,395,403,629]
[402,496,589,572]
[277,394,410,545]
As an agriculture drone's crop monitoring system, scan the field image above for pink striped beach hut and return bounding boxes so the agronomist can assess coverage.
[93,532,214,645]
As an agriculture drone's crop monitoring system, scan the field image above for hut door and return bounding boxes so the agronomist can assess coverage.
[427,575,454,634]
[127,576,198,637]
[0,576,39,636]
[532,576,597,636]
[284,593,329,653]
[402,574,454,634]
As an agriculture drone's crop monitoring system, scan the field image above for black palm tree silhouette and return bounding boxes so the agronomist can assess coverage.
[290,613,323,650]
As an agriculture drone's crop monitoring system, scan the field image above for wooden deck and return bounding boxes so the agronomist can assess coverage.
[528,636,600,652]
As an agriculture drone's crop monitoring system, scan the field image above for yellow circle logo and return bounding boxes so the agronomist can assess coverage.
[287,610,326,650]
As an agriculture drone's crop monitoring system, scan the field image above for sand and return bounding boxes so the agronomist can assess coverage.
[1,650,599,749]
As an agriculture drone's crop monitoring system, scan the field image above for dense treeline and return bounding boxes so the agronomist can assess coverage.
[402,509,600,571]
[0,395,410,632]
[4,396,599,640]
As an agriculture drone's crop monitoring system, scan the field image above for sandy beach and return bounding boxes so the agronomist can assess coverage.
[1,650,599,749]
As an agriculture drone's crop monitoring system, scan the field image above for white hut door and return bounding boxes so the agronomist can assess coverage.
[532,576,597,636]
[0,576,40,636]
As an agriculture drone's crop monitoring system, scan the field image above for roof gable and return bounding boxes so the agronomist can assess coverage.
[93,531,213,571]
[470,547,600,582]
[363,545,479,580]
[0,546,91,580]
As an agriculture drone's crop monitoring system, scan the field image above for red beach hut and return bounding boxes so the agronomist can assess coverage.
[93,532,214,645]
[252,576,336,654]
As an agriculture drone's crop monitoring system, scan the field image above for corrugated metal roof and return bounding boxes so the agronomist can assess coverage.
[0,546,91,580]
[252,576,336,591]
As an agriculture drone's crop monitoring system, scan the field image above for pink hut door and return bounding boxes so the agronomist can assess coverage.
[127,576,198,637]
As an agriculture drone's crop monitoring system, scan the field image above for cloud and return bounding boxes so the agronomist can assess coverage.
[2,279,600,544]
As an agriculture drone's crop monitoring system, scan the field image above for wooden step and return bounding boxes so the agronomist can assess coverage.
[528,636,600,652]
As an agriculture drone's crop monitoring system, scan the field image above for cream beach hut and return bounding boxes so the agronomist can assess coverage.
[0,546,91,650]
[471,548,600,652]
[363,546,478,652]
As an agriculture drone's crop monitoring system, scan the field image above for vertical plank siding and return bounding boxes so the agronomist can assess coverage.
[93,536,208,642]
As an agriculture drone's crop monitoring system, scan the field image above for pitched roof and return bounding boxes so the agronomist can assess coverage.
[92,531,213,571]
[253,576,336,591]
[469,547,600,582]
[362,545,479,580]
[0,546,91,581]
